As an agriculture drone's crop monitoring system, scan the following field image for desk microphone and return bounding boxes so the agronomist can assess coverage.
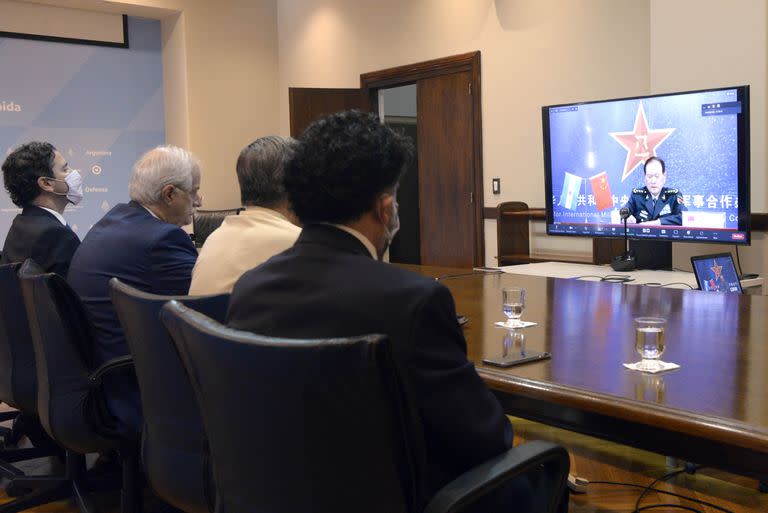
[619,207,630,220]
[610,208,636,271]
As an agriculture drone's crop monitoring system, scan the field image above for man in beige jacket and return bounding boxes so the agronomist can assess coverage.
[189,136,300,294]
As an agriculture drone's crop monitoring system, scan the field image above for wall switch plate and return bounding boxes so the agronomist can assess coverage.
[492,178,501,194]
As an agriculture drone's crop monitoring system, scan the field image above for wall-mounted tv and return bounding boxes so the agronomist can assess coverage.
[542,85,750,245]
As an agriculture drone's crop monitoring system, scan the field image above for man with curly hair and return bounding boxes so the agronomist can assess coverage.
[1,141,83,275]
[227,111,562,512]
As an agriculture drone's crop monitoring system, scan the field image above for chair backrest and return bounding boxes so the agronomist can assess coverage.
[192,208,243,248]
[109,278,229,513]
[18,260,117,453]
[0,263,37,412]
[161,301,416,513]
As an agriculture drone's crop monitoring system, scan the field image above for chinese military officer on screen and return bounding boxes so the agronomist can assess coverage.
[623,156,686,226]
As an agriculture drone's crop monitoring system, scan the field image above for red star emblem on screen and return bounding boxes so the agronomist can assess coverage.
[711,259,723,280]
[610,103,675,182]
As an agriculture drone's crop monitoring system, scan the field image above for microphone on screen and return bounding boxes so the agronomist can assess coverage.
[620,207,631,220]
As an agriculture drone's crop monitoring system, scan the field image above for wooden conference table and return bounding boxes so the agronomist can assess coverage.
[402,264,768,482]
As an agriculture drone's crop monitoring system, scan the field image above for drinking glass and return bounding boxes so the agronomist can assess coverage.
[634,317,666,371]
[502,287,525,327]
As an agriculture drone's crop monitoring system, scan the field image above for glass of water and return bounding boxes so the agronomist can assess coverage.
[634,317,666,371]
[502,287,525,327]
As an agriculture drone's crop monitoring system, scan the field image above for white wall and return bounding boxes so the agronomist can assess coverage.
[9,0,281,210]
[277,0,651,265]
[650,0,768,274]
[11,0,768,274]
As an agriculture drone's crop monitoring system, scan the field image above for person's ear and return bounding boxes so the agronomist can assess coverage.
[377,194,394,225]
[37,176,55,193]
[160,184,175,205]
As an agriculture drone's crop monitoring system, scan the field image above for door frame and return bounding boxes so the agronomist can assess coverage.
[360,51,485,266]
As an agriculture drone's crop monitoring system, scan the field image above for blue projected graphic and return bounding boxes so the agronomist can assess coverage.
[545,88,746,243]
[0,18,165,242]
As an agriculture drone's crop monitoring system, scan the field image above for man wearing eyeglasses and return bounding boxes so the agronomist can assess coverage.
[68,145,202,435]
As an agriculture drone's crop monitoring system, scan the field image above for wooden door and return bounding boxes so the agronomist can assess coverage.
[289,52,485,267]
[288,88,368,137]
[417,71,476,267]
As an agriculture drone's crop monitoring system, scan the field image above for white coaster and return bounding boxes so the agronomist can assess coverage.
[494,321,538,329]
[623,361,680,374]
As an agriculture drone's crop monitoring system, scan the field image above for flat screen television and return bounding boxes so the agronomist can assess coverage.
[542,85,750,245]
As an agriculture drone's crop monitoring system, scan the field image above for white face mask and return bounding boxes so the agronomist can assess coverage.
[386,199,400,241]
[48,170,84,205]
[380,198,400,260]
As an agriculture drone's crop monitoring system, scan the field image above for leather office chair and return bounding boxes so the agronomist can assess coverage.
[161,301,570,513]
[0,263,36,421]
[0,262,50,449]
[18,260,142,513]
[192,208,243,248]
[0,262,68,510]
[109,278,229,513]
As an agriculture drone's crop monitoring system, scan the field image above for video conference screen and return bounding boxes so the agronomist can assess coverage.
[542,86,750,244]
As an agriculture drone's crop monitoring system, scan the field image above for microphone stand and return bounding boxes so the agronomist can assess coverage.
[611,215,636,271]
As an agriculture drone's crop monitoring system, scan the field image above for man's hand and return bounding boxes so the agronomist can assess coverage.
[626,215,637,224]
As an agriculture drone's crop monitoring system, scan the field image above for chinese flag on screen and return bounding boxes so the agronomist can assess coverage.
[590,171,613,211]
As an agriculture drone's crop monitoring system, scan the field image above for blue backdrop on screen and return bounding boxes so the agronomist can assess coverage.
[547,89,739,228]
[0,17,165,242]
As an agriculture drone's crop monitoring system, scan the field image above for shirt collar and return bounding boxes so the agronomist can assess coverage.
[141,204,160,219]
[242,205,291,223]
[327,223,378,259]
[37,206,67,226]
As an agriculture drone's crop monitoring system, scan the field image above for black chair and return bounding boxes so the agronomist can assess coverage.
[0,263,66,509]
[109,278,229,513]
[0,263,35,426]
[192,208,243,248]
[0,262,52,447]
[161,301,570,513]
[18,261,142,513]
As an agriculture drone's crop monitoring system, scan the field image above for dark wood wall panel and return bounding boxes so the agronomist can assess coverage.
[485,207,768,265]
[360,52,477,90]
[484,208,768,225]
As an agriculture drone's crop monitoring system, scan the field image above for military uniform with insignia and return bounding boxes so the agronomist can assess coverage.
[623,186,686,225]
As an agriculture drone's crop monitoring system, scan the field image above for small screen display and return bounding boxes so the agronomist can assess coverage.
[691,254,742,293]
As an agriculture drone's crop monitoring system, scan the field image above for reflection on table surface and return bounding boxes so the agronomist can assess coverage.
[401,264,768,433]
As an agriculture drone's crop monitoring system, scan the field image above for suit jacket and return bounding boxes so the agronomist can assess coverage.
[0,206,80,275]
[68,201,198,433]
[227,224,512,507]
[189,206,300,295]
[624,186,686,225]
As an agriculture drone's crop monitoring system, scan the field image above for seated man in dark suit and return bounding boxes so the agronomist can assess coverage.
[227,111,562,512]
[1,141,83,454]
[1,141,83,275]
[68,145,202,434]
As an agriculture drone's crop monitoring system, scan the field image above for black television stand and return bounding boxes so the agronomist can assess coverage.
[629,239,672,270]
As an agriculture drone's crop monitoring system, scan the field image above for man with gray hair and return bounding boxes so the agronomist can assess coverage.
[68,145,202,434]
[189,136,300,294]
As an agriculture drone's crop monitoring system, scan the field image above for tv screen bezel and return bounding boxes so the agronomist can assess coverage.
[541,85,751,245]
